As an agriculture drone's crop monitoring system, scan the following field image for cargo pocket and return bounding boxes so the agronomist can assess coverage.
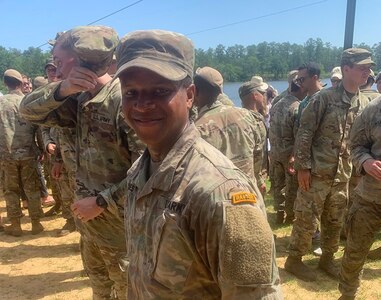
[151,210,193,294]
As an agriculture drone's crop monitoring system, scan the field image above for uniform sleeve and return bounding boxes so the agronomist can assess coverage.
[349,107,374,175]
[40,126,55,151]
[98,176,129,218]
[294,94,326,170]
[196,180,283,299]
[19,81,77,128]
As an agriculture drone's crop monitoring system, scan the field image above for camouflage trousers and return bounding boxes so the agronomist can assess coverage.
[289,176,347,257]
[55,164,75,220]
[339,195,381,297]
[341,175,360,236]
[2,159,43,219]
[272,159,298,217]
[77,211,127,299]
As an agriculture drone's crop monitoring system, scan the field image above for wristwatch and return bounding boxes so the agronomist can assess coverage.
[96,195,108,209]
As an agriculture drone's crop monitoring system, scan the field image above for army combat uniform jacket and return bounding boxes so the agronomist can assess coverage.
[195,100,258,182]
[294,84,369,182]
[102,124,283,299]
[350,95,381,202]
[269,94,300,163]
[20,79,143,245]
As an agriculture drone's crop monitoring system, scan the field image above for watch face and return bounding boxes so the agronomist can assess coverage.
[97,196,108,208]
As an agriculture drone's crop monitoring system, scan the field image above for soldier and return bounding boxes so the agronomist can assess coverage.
[284,48,374,282]
[239,79,269,195]
[359,69,379,102]
[271,70,298,107]
[269,78,306,224]
[330,66,342,88]
[296,62,324,127]
[1,69,44,236]
[193,66,260,186]
[338,95,381,300]
[102,29,282,299]
[20,26,143,299]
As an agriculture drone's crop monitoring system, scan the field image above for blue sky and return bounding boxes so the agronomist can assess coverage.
[0,0,378,51]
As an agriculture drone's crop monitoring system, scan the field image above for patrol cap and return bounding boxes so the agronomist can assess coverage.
[341,48,375,66]
[250,76,268,92]
[4,69,23,83]
[330,66,342,80]
[33,76,48,88]
[45,57,56,70]
[115,30,194,81]
[48,32,65,46]
[195,66,223,92]
[239,78,268,98]
[55,26,119,76]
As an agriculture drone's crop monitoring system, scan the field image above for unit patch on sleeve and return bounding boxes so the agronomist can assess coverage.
[230,192,257,205]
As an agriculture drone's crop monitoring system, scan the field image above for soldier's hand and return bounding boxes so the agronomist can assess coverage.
[56,66,98,99]
[71,197,104,222]
[298,169,311,191]
[363,159,381,181]
[51,162,63,179]
[47,143,56,155]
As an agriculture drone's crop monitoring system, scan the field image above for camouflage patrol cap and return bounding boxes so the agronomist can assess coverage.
[330,66,342,80]
[33,76,48,88]
[4,69,23,83]
[55,26,119,76]
[341,48,375,66]
[45,57,56,69]
[195,66,223,92]
[250,76,268,92]
[115,30,194,81]
[239,78,268,98]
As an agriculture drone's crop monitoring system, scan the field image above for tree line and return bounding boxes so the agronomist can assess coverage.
[1,38,381,93]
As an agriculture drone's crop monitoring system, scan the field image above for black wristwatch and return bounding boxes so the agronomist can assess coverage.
[96,195,108,209]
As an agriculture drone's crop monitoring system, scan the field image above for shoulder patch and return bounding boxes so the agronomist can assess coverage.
[231,192,256,205]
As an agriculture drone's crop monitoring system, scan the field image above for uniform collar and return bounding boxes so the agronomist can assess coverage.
[131,123,199,197]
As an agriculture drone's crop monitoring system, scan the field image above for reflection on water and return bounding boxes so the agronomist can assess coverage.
[224,79,332,107]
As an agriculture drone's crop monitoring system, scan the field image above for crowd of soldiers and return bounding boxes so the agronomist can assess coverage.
[0,25,380,300]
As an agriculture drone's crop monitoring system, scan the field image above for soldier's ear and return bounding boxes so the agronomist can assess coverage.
[186,84,195,109]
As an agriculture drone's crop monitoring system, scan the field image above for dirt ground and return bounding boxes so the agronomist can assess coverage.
[1,198,381,300]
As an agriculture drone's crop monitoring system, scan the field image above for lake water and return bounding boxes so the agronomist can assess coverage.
[224,79,332,107]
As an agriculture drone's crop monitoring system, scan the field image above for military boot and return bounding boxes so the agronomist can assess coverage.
[367,246,381,260]
[4,218,23,237]
[31,219,44,235]
[57,218,76,237]
[284,255,317,281]
[318,252,339,279]
[276,210,285,224]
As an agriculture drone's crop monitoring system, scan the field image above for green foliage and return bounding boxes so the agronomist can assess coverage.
[195,38,381,82]
[0,46,51,94]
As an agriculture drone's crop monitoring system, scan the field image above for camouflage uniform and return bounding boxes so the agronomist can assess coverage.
[20,79,143,299]
[0,90,43,220]
[55,128,77,220]
[217,93,235,106]
[289,84,369,257]
[339,96,381,297]
[250,110,268,191]
[269,94,300,219]
[41,126,75,220]
[102,124,283,299]
[195,100,258,182]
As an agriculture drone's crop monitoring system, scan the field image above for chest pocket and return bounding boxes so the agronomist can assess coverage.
[151,210,194,294]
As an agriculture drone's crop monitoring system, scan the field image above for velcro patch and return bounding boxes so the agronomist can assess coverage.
[231,192,256,205]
